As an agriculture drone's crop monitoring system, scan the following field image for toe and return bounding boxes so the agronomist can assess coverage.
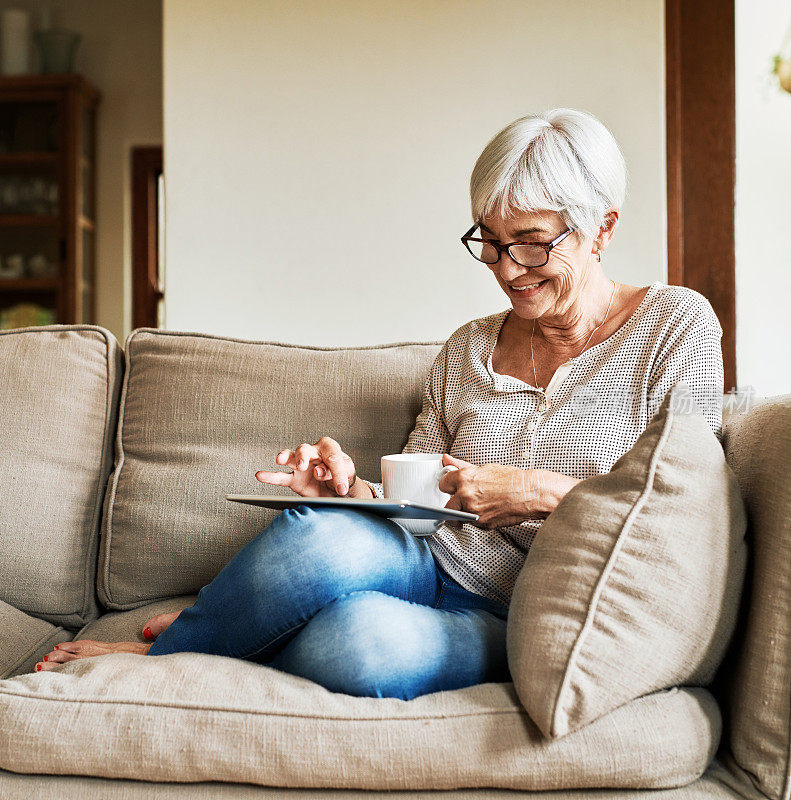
[142,611,180,640]
[45,649,77,664]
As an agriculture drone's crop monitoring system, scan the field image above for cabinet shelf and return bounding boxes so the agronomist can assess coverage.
[0,278,59,291]
[0,152,58,168]
[0,214,59,227]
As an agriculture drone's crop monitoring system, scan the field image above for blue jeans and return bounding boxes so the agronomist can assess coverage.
[146,505,511,700]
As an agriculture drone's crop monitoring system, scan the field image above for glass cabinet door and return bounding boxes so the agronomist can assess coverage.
[0,79,99,328]
[0,100,59,154]
[0,98,61,328]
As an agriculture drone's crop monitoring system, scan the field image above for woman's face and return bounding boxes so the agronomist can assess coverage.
[478,208,605,320]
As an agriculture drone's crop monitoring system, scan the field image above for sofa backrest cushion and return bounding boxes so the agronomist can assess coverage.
[97,329,443,609]
[507,383,748,740]
[716,394,791,800]
[0,325,123,629]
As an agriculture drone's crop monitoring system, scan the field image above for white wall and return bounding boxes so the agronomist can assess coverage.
[735,0,791,397]
[0,0,163,345]
[163,0,666,346]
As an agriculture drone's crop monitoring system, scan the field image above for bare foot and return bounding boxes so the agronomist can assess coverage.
[142,610,182,641]
[35,639,151,672]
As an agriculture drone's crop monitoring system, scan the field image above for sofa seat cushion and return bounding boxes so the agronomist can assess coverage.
[0,763,744,800]
[0,600,74,679]
[98,329,442,610]
[0,325,123,628]
[507,384,747,740]
[0,649,720,791]
[76,594,199,646]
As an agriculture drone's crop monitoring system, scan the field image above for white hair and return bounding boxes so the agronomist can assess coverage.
[469,108,627,241]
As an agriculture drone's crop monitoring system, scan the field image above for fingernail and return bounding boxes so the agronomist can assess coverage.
[338,482,347,495]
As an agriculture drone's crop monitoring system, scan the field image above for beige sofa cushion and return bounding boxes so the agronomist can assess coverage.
[0,649,719,791]
[0,770,742,800]
[0,600,74,680]
[0,325,123,628]
[97,329,443,609]
[716,394,791,800]
[507,383,748,740]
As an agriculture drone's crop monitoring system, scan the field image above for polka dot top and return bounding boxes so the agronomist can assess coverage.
[361,281,725,607]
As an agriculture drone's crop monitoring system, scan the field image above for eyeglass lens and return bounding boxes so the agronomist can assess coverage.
[466,239,547,267]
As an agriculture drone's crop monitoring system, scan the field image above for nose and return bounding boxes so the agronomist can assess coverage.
[495,251,531,282]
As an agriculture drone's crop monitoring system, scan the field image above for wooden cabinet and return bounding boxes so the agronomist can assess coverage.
[0,74,99,329]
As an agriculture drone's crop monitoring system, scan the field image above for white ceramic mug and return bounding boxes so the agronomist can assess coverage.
[380,453,458,536]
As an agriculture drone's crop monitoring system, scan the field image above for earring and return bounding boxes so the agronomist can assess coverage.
[594,250,601,262]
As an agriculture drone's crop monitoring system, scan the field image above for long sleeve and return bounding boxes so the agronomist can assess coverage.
[646,293,724,440]
[361,343,453,497]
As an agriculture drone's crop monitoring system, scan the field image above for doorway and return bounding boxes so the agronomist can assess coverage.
[131,145,164,329]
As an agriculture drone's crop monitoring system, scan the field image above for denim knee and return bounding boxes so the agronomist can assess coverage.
[236,505,408,600]
[269,590,440,701]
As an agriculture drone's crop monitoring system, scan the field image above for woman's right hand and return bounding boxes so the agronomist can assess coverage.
[255,436,359,497]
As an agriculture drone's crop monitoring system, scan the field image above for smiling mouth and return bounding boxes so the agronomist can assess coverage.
[509,279,548,292]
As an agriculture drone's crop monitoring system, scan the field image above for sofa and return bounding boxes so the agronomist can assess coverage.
[0,322,788,800]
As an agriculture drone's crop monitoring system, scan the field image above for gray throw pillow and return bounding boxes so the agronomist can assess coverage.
[507,382,747,739]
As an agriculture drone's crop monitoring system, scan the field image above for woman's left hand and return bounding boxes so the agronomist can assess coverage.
[437,453,550,530]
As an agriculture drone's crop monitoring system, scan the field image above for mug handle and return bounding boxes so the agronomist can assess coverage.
[434,465,460,530]
[435,464,459,484]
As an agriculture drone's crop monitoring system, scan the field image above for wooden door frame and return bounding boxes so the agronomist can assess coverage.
[665,0,736,391]
[131,145,163,330]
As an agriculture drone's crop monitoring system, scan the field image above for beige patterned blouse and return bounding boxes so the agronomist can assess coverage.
[361,281,724,606]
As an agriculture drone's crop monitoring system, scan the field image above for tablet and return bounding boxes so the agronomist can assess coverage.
[224,494,479,523]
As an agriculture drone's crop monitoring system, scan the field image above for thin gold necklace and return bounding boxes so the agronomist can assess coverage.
[530,279,617,391]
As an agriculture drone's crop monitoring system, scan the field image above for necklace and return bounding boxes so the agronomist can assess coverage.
[530,279,617,391]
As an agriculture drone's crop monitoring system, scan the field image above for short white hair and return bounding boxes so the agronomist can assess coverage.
[469,108,627,241]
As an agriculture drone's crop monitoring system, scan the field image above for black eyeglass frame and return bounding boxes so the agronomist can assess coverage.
[461,224,576,268]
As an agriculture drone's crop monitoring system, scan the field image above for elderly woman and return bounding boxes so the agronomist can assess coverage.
[35,109,724,699]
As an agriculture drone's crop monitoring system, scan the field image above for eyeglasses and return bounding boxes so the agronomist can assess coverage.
[461,224,575,268]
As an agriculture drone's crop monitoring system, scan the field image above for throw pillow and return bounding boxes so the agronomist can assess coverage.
[507,382,747,739]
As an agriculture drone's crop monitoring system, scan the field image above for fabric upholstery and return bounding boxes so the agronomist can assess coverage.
[507,383,747,739]
[0,648,720,791]
[78,593,199,643]
[74,599,743,797]
[0,325,123,628]
[0,766,745,799]
[97,329,442,609]
[717,394,791,800]
[0,600,73,679]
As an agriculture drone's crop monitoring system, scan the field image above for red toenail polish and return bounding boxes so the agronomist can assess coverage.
[43,655,48,661]
[35,665,41,671]
[143,627,152,639]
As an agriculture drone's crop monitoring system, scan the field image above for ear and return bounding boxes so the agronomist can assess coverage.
[594,207,620,254]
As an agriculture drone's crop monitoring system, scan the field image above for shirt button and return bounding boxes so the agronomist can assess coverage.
[538,400,548,412]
